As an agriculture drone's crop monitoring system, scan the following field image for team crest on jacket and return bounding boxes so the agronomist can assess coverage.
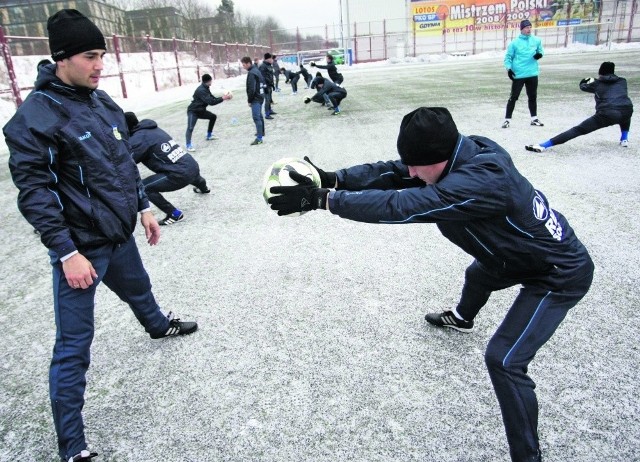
[161,142,171,153]
[112,125,122,141]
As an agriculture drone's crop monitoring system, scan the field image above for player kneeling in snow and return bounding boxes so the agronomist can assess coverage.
[268,107,594,462]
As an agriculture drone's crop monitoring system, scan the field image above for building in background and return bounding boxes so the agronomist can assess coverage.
[0,0,225,54]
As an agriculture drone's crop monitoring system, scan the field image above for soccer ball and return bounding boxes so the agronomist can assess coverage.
[262,157,321,216]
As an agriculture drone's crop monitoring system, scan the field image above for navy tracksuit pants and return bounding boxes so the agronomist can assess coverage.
[185,110,216,145]
[143,172,208,215]
[49,237,170,460]
[550,106,633,146]
[456,259,594,462]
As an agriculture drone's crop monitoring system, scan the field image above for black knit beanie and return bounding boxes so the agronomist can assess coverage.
[48,9,106,61]
[397,107,459,166]
[520,19,532,29]
[598,61,615,75]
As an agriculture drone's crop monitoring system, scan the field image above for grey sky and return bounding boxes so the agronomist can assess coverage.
[230,0,409,31]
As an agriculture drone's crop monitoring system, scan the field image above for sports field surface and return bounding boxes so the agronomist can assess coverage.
[1,46,638,461]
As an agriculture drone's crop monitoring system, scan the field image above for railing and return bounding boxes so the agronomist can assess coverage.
[0,27,269,109]
[268,7,639,63]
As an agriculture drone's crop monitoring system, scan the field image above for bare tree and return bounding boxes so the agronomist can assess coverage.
[104,0,286,45]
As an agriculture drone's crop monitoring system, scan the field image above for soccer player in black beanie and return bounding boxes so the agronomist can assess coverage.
[526,60,633,152]
[268,107,594,462]
[3,9,198,462]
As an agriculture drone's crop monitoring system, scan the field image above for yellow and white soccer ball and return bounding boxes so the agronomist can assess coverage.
[262,157,321,216]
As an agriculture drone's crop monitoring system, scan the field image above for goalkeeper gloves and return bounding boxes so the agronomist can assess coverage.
[533,52,543,60]
[304,156,337,188]
[507,69,515,80]
[268,170,329,216]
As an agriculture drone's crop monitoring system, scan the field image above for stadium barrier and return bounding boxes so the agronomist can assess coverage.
[269,8,639,63]
[0,26,269,109]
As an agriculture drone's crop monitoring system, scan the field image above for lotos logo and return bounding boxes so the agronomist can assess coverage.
[78,131,92,141]
[532,193,548,221]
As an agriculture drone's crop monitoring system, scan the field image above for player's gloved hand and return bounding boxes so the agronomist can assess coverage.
[304,156,337,188]
[507,69,515,80]
[310,61,316,67]
[533,52,543,60]
[304,97,311,104]
[268,170,329,216]
[581,77,595,85]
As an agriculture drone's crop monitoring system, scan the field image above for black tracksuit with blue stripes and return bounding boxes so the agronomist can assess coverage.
[328,134,594,461]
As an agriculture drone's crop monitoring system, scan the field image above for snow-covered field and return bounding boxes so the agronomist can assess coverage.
[1,45,639,461]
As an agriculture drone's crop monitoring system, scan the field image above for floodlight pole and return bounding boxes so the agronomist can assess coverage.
[339,0,345,51]
[344,0,351,64]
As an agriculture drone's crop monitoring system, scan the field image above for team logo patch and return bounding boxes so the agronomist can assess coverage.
[161,142,171,153]
[112,125,122,141]
[532,194,548,221]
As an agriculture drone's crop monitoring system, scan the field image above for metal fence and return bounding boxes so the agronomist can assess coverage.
[269,5,639,62]
[2,3,638,109]
[0,26,269,108]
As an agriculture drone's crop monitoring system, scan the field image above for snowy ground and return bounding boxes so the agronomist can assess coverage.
[1,46,639,461]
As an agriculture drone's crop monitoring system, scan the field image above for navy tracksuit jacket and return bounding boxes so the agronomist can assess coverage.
[4,64,171,460]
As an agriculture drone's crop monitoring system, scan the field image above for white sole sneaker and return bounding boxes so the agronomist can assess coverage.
[620,140,629,147]
[525,144,546,153]
[502,120,510,128]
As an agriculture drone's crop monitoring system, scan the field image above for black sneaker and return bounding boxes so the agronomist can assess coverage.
[193,186,211,194]
[67,450,98,462]
[425,310,474,332]
[159,211,184,225]
[151,312,198,339]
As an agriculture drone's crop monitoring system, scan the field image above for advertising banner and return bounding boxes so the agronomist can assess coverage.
[410,0,600,35]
